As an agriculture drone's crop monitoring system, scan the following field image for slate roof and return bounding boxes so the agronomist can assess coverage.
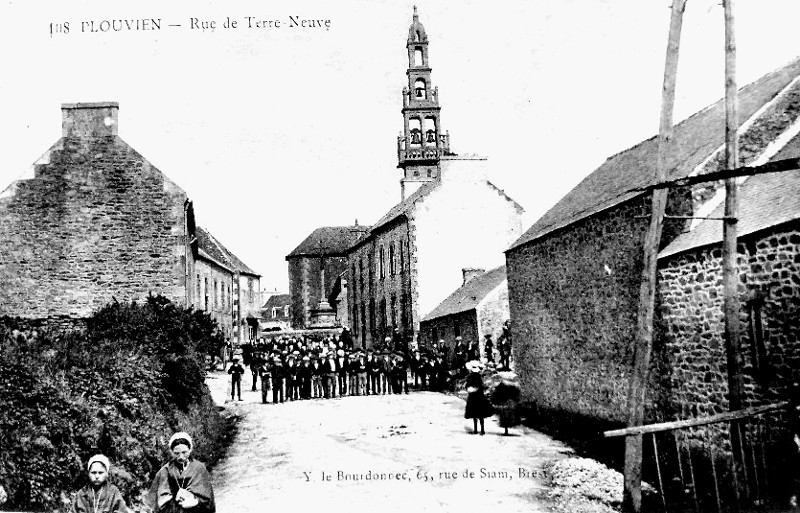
[659,132,800,258]
[508,57,800,252]
[196,226,260,276]
[422,266,507,322]
[262,293,291,309]
[286,225,371,258]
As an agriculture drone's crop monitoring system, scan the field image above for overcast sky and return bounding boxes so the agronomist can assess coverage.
[1,0,798,293]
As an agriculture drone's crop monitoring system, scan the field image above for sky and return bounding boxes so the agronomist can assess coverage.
[1,0,798,294]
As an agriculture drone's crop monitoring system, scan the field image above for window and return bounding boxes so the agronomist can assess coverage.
[204,277,209,310]
[284,305,290,317]
[214,280,218,309]
[379,246,385,280]
[380,298,387,332]
[391,294,397,326]
[359,258,365,291]
[414,48,423,66]
[369,299,376,332]
[454,324,461,338]
[248,278,254,303]
[389,243,395,276]
[399,242,404,272]
[196,275,201,307]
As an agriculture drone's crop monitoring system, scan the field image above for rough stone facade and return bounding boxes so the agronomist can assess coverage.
[0,103,195,319]
[658,223,800,448]
[506,193,689,424]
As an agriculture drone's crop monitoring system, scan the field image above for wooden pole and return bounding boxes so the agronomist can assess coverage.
[722,0,746,503]
[622,2,686,512]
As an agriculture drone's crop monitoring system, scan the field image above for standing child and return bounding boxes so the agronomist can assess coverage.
[71,454,128,513]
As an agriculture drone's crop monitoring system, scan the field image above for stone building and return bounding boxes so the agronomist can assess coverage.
[194,226,261,343]
[286,225,370,329]
[261,293,291,331]
[657,159,800,445]
[505,57,800,431]
[195,226,235,340]
[345,10,524,349]
[419,265,510,362]
[0,102,197,320]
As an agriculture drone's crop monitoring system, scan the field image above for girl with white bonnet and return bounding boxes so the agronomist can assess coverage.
[70,454,128,513]
[148,432,215,513]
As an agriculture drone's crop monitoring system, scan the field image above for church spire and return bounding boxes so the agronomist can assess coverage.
[397,7,452,201]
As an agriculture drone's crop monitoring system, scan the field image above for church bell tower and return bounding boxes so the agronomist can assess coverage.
[397,6,453,200]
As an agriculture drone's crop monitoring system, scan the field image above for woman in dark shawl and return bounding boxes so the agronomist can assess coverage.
[149,432,215,513]
[463,361,494,435]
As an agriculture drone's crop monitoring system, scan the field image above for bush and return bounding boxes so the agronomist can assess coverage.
[0,295,233,512]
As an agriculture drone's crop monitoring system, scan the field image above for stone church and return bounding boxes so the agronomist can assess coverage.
[344,9,525,348]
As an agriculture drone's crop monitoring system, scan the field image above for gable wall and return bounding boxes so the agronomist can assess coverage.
[0,136,190,318]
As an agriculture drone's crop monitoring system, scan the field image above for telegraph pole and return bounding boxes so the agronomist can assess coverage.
[623,1,686,511]
[722,0,746,501]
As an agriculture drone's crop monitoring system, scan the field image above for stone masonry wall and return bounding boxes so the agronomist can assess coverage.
[0,136,190,318]
[506,190,690,424]
[658,223,800,450]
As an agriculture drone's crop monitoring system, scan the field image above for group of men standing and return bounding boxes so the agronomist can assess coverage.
[223,330,513,403]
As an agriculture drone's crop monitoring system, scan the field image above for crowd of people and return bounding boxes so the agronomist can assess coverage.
[222,331,513,404]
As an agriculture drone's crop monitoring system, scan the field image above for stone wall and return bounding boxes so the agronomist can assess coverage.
[658,222,800,449]
[506,191,690,424]
[0,132,191,319]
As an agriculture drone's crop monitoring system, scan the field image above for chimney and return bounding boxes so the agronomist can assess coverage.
[462,267,485,286]
[61,102,119,137]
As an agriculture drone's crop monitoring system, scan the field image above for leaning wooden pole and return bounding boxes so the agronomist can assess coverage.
[622,1,687,512]
[722,0,746,503]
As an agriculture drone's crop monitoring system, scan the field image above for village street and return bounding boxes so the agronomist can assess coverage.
[206,372,572,513]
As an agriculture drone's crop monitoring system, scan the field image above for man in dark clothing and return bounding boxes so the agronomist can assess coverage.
[392,355,409,394]
[271,357,285,404]
[409,350,423,389]
[298,356,313,399]
[250,358,262,392]
[484,334,494,363]
[227,357,245,401]
[285,355,299,401]
[368,352,382,395]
